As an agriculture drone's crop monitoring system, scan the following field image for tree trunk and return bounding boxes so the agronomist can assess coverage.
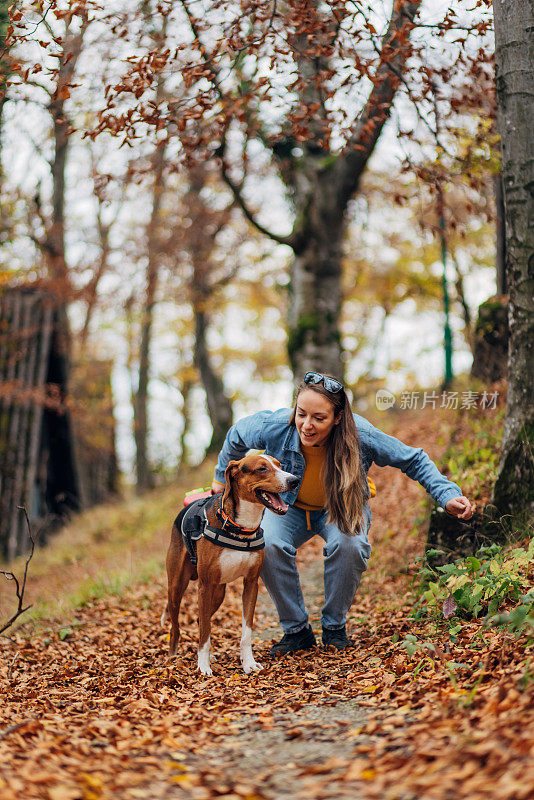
[134,139,166,493]
[193,307,233,455]
[79,217,110,354]
[46,98,69,290]
[217,1,421,382]
[44,20,87,294]
[494,172,507,295]
[184,164,234,455]
[0,0,10,186]
[492,0,534,526]
[178,378,194,469]
[288,172,346,377]
[453,260,475,355]
[283,0,421,381]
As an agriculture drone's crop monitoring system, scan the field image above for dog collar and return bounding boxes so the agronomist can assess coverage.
[215,500,262,537]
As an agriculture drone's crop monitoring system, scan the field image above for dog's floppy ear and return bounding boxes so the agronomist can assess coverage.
[222,460,241,505]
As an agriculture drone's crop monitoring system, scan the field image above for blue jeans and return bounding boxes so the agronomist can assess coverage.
[261,505,372,634]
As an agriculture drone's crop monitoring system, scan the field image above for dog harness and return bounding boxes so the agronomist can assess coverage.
[181,497,265,566]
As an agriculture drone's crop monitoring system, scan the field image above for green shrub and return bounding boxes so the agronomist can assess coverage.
[416,537,534,621]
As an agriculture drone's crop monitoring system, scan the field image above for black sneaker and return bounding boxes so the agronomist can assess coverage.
[322,625,351,650]
[270,624,316,656]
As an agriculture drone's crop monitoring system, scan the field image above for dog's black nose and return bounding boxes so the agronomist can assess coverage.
[287,475,299,490]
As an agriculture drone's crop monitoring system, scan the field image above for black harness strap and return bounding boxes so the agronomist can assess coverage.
[181,496,212,566]
[181,496,265,564]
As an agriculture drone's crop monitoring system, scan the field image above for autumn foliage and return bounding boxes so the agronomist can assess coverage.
[1,406,532,800]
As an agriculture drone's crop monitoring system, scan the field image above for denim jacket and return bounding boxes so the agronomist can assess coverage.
[214,408,461,510]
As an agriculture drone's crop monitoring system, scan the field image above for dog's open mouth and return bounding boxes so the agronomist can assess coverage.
[255,489,289,515]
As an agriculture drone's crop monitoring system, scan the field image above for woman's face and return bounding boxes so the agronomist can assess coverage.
[295,389,338,447]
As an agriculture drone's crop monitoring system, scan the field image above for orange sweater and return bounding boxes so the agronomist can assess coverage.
[294,445,326,511]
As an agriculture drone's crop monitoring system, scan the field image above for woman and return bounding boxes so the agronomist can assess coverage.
[212,372,474,655]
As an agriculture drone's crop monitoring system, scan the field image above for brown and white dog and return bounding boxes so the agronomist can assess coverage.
[164,454,298,675]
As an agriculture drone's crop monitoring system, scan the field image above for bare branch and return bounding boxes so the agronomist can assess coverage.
[367,36,455,162]
[219,149,294,248]
[0,508,35,635]
[180,0,278,82]
[335,0,422,205]
[179,1,295,245]
[180,0,225,100]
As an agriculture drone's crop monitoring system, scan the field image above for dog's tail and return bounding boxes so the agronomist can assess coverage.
[160,604,169,628]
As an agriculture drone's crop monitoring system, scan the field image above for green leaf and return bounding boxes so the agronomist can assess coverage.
[489,559,500,576]
[466,557,481,572]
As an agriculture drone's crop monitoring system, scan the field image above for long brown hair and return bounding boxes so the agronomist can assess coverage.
[290,376,365,536]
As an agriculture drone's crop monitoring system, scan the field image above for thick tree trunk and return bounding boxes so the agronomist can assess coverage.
[288,170,346,377]
[283,0,421,381]
[492,0,534,526]
[218,1,420,382]
[494,173,507,295]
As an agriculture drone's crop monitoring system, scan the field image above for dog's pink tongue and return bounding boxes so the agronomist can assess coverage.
[268,493,288,512]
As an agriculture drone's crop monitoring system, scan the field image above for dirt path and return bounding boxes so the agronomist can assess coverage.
[170,550,374,800]
[156,408,455,799]
[172,702,370,800]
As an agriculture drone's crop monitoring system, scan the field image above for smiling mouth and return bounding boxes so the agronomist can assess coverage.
[255,489,289,515]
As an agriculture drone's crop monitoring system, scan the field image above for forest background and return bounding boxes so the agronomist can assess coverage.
[1,0,506,486]
[1,3,533,800]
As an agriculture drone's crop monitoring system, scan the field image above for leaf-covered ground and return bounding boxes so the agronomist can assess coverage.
[1,406,532,800]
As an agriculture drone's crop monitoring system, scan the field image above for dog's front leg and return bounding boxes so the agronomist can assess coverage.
[197,582,213,675]
[241,578,262,674]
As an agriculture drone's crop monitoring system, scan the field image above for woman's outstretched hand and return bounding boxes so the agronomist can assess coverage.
[445,496,475,520]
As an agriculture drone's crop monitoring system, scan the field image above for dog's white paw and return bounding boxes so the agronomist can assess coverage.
[242,658,263,674]
[198,640,212,675]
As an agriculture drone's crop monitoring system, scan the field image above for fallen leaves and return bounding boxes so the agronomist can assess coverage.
[2,566,531,800]
[0,407,532,800]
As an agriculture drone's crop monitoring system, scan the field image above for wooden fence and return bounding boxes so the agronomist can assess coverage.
[0,287,118,560]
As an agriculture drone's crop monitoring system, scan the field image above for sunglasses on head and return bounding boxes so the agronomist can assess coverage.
[303,371,344,394]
